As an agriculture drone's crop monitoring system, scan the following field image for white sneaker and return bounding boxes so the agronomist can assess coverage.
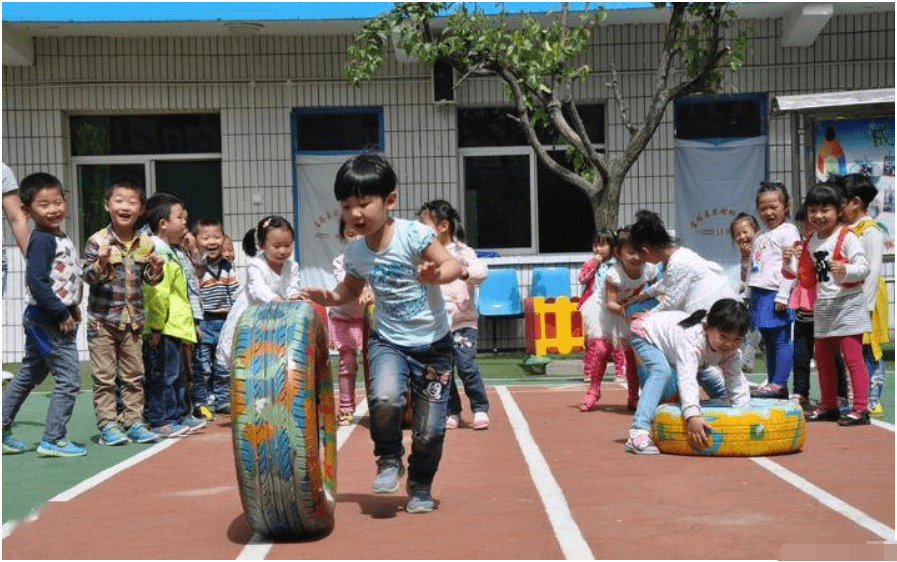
[445,415,460,430]
[624,430,659,455]
[1,371,14,380]
[473,411,489,430]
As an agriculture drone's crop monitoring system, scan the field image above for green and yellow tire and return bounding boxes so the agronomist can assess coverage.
[230,301,337,539]
[652,398,806,456]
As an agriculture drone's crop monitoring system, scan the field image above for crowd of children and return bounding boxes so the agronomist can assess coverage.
[2,173,243,456]
[1,156,888,515]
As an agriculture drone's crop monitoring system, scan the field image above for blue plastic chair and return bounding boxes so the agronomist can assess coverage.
[530,267,571,299]
[477,269,524,353]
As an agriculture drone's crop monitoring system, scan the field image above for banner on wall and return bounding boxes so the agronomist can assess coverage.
[815,116,895,253]
[674,136,767,288]
[296,155,347,291]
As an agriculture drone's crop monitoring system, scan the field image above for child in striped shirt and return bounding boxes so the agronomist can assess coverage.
[192,217,241,416]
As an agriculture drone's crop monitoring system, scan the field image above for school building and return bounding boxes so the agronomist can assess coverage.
[2,3,894,361]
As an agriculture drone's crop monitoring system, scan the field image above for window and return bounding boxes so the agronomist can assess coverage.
[459,104,604,253]
[294,108,383,153]
[674,93,768,140]
[70,114,222,248]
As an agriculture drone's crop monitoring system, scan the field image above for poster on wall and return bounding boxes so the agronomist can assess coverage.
[815,116,894,253]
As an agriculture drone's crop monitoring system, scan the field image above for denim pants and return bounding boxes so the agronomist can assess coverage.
[866,344,887,408]
[2,315,81,442]
[192,319,230,409]
[143,335,188,427]
[629,336,726,432]
[447,328,489,417]
[366,331,453,486]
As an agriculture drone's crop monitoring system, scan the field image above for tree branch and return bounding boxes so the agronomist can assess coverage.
[606,65,637,135]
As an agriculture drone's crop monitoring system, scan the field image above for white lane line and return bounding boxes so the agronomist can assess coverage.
[236,398,369,560]
[496,385,594,560]
[50,438,180,502]
[751,456,895,541]
[871,419,895,431]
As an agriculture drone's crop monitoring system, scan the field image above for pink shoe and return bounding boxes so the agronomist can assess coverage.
[473,412,490,430]
[445,415,460,430]
[578,390,600,412]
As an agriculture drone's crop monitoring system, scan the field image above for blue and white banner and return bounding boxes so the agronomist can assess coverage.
[675,136,767,288]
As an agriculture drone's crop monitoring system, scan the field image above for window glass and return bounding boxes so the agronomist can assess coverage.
[155,160,223,231]
[295,110,383,152]
[463,154,531,250]
[70,114,220,156]
[674,94,767,140]
[537,151,595,253]
[77,164,145,248]
[459,104,605,148]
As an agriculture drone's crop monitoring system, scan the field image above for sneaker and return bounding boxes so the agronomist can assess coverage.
[445,415,460,430]
[405,481,435,513]
[1,371,14,380]
[751,383,788,399]
[126,423,160,444]
[37,439,86,457]
[805,407,841,422]
[472,411,490,430]
[98,422,129,446]
[153,423,190,438]
[869,403,884,417]
[372,462,405,494]
[181,415,207,433]
[338,411,354,426]
[194,405,215,422]
[837,409,871,426]
[2,428,26,454]
[624,430,660,455]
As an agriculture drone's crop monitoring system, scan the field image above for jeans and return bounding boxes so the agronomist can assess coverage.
[366,330,453,486]
[192,319,230,409]
[759,324,793,388]
[447,328,489,416]
[865,345,887,408]
[143,335,188,427]
[2,315,81,442]
[630,336,726,431]
[792,320,814,397]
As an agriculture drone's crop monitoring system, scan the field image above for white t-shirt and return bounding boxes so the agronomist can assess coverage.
[2,163,18,194]
[344,218,449,347]
[651,247,739,314]
[806,227,868,300]
[747,221,799,304]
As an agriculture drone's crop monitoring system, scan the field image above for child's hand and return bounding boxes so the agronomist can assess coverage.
[417,260,440,284]
[148,252,165,276]
[738,240,752,257]
[70,307,81,323]
[295,287,330,306]
[58,315,75,335]
[359,286,374,306]
[782,246,793,261]
[830,259,847,280]
[97,238,112,267]
[687,416,713,448]
[148,331,162,349]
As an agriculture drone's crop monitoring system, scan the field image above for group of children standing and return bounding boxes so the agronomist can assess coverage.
[2,172,240,456]
[575,174,888,455]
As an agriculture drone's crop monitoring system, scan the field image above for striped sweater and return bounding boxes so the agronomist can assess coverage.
[197,257,240,316]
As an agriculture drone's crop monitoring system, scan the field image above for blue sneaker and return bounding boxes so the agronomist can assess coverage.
[153,423,190,438]
[405,481,435,513]
[372,461,405,494]
[2,428,26,454]
[126,423,160,444]
[37,439,86,457]
[180,415,207,433]
[98,422,129,446]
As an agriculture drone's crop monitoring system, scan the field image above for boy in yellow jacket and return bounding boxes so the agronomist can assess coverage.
[142,192,206,437]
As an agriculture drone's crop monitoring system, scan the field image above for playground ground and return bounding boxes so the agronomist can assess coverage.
[2,358,895,560]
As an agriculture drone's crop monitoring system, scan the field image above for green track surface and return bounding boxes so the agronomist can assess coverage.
[3,351,894,526]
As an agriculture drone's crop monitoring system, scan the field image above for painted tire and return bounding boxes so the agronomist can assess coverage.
[651,398,806,456]
[230,301,337,539]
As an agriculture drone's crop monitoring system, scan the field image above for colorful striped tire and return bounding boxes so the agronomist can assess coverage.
[230,302,337,539]
[651,398,806,456]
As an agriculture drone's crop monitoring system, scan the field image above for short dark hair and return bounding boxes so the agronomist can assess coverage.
[729,212,759,240]
[804,181,844,209]
[678,298,750,337]
[193,216,223,234]
[105,175,146,204]
[19,172,63,207]
[629,209,674,250]
[839,173,878,208]
[144,192,185,234]
[242,215,294,257]
[334,153,397,201]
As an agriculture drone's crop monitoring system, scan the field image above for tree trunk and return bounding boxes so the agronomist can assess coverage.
[591,175,623,230]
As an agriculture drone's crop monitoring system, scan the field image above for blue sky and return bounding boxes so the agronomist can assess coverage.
[2,2,652,22]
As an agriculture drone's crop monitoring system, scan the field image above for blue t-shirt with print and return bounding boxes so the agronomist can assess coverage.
[344,218,449,347]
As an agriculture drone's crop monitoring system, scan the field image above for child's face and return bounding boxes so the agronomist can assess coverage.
[418,210,449,239]
[222,238,235,262]
[340,192,396,238]
[757,191,788,230]
[841,196,865,224]
[807,203,840,237]
[705,327,743,356]
[617,242,644,276]
[104,186,143,233]
[593,239,612,261]
[25,186,66,234]
[197,224,224,260]
[161,203,187,245]
[261,226,294,267]
[731,218,757,247]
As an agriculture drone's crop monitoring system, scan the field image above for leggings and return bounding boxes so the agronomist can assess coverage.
[815,334,869,411]
[583,338,638,406]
